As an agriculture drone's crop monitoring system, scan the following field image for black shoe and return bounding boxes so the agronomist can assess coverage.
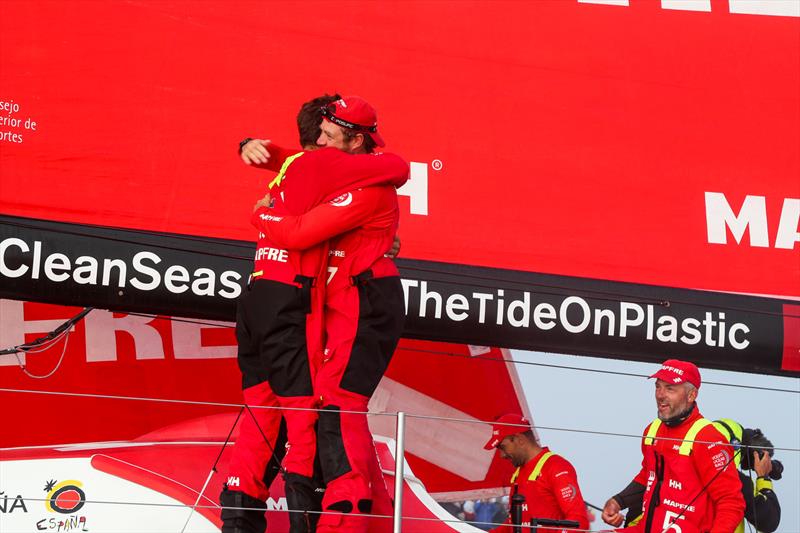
[284,473,324,533]
[219,486,267,533]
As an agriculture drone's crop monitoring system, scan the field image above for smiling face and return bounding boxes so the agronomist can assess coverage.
[655,379,697,421]
[317,119,363,153]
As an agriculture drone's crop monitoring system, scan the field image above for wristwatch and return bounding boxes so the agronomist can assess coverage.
[238,137,253,153]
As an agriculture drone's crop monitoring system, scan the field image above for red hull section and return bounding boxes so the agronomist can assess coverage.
[0,300,522,496]
[0,434,478,532]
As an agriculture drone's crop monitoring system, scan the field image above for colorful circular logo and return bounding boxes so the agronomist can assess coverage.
[44,480,86,514]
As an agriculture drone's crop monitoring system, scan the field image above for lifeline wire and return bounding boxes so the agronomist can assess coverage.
[15,496,595,532]
[396,346,800,395]
[244,403,288,476]
[1,387,798,453]
[0,387,396,417]
[658,448,741,533]
[179,406,244,533]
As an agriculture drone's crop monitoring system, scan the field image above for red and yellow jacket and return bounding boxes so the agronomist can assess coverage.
[250,145,407,286]
[624,407,745,533]
[492,447,590,533]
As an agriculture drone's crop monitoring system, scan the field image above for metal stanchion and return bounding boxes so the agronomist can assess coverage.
[392,411,406,533]
[511,493,525,533]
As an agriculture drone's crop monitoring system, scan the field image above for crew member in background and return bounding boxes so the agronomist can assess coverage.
[601,359,745,533]
[221,95,407,533]
[483,413,590,532]
[712,420,781,533]
[254,96,406,533]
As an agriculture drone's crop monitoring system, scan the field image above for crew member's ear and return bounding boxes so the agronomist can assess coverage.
[351,133,365,151]
[687,387,698,403]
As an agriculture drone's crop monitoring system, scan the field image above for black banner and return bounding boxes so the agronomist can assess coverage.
[1,215,796,376]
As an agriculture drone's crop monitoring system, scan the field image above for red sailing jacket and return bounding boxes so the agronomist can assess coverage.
[251,185,401,346]
[249,145,408,284]
[625,407,744,533]
[491,447,589,533]
[252,186,400,282]
[249,146,408,387]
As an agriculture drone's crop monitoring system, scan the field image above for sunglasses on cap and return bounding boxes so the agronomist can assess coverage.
[320,104,378,134]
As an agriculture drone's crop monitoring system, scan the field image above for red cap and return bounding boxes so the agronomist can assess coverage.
[321,96,385,147]
[650,359,701,389]
[483,413,531,450]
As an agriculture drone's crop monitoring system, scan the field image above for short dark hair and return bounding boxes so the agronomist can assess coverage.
[297,93,341,148]
[342,128,377,154]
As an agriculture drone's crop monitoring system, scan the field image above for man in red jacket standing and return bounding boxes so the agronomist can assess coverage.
[602,359,745,533]
[484,413,590,532]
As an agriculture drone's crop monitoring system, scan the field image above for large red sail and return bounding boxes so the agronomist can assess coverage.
[1,1,797,297]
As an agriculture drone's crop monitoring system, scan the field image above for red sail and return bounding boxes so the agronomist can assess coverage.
[1,1,797,298]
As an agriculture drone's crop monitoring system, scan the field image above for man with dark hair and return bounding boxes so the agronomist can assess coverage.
[482,413,589,532]
[602,359,745,533]
[221,96,340,533]
[297,94,343,148]
[221,96,407,533]
[240,93,342,162]
[253,95,406,533]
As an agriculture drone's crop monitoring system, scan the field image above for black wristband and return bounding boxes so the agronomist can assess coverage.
[614,480,646,509]
[238,137,253,153]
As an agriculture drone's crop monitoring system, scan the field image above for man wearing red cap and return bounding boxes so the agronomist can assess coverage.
[601,359,745,533]
[484,413,590,532]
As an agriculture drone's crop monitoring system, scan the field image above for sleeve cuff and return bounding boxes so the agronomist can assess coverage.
[612,494,625,508]
[756,477,774,492]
